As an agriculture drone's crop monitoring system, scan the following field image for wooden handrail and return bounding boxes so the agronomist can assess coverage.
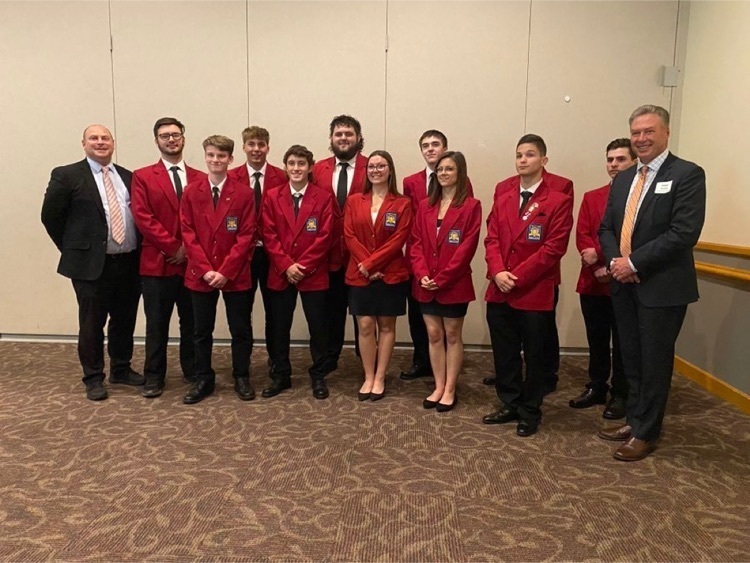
[695,261,750,284]
[695,241,750,259]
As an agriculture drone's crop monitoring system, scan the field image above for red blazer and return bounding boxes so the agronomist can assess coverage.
[402,170,474,212]
[409,197,482,304]
[494,169,574,285]
[180,176,256,292]
[313,153,368,271]
[131,161,205,277]
[228,162,287,197]
[261,183,336,292]
[576,184,611,296]
[484,182,573,311]
[343,192,412,287]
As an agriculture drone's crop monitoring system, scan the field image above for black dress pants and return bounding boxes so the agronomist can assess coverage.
[406,278,430,369]
[611,285,686,442]
[267,285,329,382]
[250,246,274,358]
[324,268,359,371]
[579,293,626,399]
[191,289,252,385]
[71,251,141,384]
[141,275,195,384]
[487,302,555,424]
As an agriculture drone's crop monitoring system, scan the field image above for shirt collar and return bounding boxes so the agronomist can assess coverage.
[638,148,670,173]
[336,155,358,169]
[87,157,112,174]
[247,161,268,177]
[161,159,185,172]
[521,178,543,194]
[290,183,308,197]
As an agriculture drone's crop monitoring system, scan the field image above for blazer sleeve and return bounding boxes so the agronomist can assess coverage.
[298,192,335,273]
[484,201,507,279]
[130,172,181,255]
[408,206,430,281]
[599,185,621,264]
[512,196,574,289]
[630,165,706,275]
[362,201,413,273]
[576,194,604,267]
[180,193,213,277]
[41,166,72,250]
[260,195,295,275]
[432,201,482,288]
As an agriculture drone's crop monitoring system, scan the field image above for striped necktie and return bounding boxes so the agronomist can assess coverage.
[102,166,125,244]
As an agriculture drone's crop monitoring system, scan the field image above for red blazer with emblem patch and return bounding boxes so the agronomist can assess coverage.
[409,197,482,304]
[261,183,336,292]
[343,192,412,287]
[312,153,368,271]
[131,161,205,277]
[484,181,573,311]
[180,176,256,292]
[576,184,611,296]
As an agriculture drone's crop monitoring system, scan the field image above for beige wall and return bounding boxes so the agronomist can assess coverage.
[1,0,683,347]
[675,0,750,394]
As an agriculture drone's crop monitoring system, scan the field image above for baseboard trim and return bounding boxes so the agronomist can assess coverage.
[674,356,750,414]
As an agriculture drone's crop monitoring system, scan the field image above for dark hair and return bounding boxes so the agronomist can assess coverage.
[429,151,469,207]
[606,137,636,159]
[328,114,364,152]
[418,130,447,148]
[364,150,399,196]
[283,145,314,182]
[202,135,234,155]
[242,126,270,144]
[516,134,547,157]
[153,117,185,138]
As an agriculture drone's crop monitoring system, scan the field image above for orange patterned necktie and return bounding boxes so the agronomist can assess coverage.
[619,166,648,257]
[102,166,125,245]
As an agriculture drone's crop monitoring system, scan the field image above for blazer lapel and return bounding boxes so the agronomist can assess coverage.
[425,202,439,254]
[511,185,548,242]
[280,188,298,233]
[436,204,460,249]
[154,163,179,210]
[210,181,236,233]
[634,153,675,232]
[80,160,106,221]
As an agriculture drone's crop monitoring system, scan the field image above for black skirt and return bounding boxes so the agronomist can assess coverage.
[349,280,408,317]
[419,300,469,319]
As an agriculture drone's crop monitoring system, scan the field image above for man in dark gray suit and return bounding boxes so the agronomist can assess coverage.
[42,125,143,401]
[598,105,706,461]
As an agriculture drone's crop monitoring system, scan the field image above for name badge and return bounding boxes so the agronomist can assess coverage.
[226,216,238,231]
[447,229,461,244]
[654,181,672,194]
[527,223,542,242]
[305,217,318,232]
[384,212,398,229]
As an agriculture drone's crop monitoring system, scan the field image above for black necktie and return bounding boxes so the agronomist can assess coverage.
[427,172,437,198]
[252,171,262,216]
[520,190,533,216]
[293,193,302,218]
[212,186,219,209]
[170,166,183,200]
[337,162,349,210]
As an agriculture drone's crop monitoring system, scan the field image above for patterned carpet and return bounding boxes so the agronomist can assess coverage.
[0,341,748,562]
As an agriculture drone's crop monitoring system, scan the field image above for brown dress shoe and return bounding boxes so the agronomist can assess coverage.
[613,437,656,461]
[597,424,632,441]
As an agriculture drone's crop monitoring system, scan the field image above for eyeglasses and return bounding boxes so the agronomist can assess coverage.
[157,132,183,141]
[367,164,388,171]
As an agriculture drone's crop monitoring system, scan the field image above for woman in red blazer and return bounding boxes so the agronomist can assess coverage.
[344,150,412,401]
[409,152,481,412]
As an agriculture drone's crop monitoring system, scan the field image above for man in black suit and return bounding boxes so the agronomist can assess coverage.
[42,124,143,401]
[598,105,706,461]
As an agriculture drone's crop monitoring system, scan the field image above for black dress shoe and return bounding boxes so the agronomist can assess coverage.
[436,397,458,413]
[85,380,108,401]
[141,380,164,398]
[312,379,329,400]
[482,376,496,386]
[369,391,385,402]
[569,388,607,409]
[516,420,539,437]
[358,392,370,402]
[603,398,626,420]
[423,397,438,409]
[482,407,519,425]
[183,381,214,404]
[262,380,291,398]
[399,365,431,380]
[110,369,145,386]
[234,377,256,401]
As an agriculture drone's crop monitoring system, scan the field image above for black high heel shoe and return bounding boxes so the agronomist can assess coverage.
[358,391,370,401]
[369,390,385,402]
[436,397,458,413]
